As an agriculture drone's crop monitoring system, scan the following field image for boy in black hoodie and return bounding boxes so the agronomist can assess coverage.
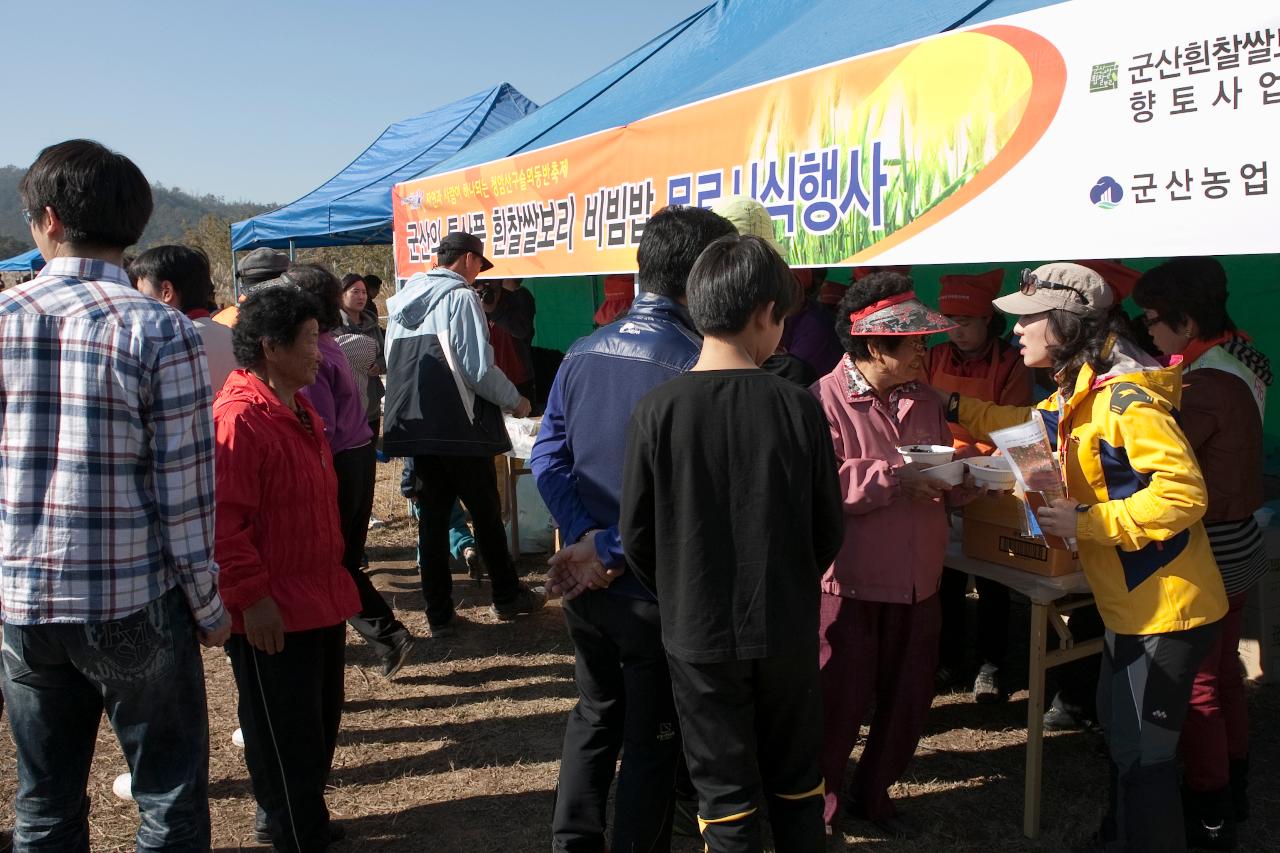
[621,235,844,852]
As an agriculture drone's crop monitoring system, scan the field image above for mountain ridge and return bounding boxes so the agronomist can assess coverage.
[0,165,275,256]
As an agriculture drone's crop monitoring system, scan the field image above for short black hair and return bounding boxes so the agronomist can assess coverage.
[835,271,914,361]
[437,246,468,267]
[687,235,798,335]
[283,262,342,332]
[636,205,737,299]
[363,274,382,299]
[232,285,322,368]
[130,245,213,312]
[340,273,364,291]
[20,139,152,250]
[1132,257,1236,340]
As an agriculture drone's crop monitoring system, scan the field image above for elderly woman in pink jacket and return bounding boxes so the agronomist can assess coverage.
[811,270,980,839]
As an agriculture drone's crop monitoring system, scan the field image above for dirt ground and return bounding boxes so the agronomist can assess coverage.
[0,464,1276,852]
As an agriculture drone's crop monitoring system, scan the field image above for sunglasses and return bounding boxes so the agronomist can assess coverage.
[1019,268,1085,302]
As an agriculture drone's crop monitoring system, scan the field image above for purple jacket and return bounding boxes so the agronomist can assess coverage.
[780,300,844,377]
[299,333,373,454]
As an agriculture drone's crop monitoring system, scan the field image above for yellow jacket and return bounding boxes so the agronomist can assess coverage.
[959,339,1227,635]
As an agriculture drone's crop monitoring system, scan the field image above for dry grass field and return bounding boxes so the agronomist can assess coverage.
[0,464,1275,851]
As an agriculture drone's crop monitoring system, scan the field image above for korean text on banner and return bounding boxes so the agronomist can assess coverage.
[393,0,1279,279]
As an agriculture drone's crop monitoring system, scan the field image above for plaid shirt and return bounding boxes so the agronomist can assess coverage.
[0,257,226,629]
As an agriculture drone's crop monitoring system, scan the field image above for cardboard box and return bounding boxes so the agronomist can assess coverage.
[963,493,1028,529]
[962,519,1079,577]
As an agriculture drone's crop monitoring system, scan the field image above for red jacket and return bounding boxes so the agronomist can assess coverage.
[213,369,360,633]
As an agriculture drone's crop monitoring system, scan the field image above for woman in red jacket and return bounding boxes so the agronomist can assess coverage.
[215,286,361,853]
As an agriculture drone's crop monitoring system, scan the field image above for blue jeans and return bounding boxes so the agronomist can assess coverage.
[1,587,212,852]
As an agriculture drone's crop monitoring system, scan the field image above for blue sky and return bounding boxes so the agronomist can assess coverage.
[0,0,708,204]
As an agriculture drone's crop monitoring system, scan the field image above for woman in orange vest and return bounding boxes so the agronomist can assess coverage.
[927,270,1031,703]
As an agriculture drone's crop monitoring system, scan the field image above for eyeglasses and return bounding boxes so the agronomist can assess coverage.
[1138,313,1165,330]
[21,209,34,225]
[1020,268,1085,302]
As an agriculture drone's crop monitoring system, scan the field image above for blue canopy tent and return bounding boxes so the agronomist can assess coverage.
[230,82,537,257]
[0,248,44,273]
[411,1,1065,178]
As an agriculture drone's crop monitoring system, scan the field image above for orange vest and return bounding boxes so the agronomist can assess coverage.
[926,343,1001,458]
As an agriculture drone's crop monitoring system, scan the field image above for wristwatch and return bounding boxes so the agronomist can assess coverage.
[945,392,961,423]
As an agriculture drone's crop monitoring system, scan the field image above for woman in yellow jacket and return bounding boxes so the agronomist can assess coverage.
[944,262,1226,853]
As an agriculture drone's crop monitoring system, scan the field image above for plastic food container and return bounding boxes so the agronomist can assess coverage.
[965,456,1017,490]
[896,444,955,466]
[924,459,966,486]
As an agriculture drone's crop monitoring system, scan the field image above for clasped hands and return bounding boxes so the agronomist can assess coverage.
[545,531,622,601]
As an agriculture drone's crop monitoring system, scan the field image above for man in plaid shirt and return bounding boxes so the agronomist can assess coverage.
[0,139,229,852]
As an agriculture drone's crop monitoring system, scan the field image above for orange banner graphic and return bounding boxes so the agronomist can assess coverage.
[393,25,1066,280]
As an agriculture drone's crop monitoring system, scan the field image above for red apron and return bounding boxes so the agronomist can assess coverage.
[927,344,1001,458]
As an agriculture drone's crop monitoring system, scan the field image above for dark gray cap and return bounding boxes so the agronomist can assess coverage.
[239,248,289,284]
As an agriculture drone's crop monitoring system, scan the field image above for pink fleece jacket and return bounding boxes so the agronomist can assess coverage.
[810,358,958,604]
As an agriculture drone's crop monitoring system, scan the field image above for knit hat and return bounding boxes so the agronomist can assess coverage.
[818,280,847,306]
[938,269,1005,317]
[239,248,289,285]
[594,274,636,325]
[712,196,784,258]
[1073,259,1142,302]
[852,265,912,280]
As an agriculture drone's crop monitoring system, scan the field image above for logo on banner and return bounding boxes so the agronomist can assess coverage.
[1090,177,1124,209]
[1089,62,1119,93]
[401,192,423,210]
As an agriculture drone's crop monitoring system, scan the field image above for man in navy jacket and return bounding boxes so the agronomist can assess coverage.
[531,206,736,853]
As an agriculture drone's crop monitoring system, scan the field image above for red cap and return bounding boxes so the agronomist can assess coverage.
[793,269,814,290]
[852,265,912,281]
[938,269,1005,317]
[818,280,847,305]
[1073,259,1141,301]
[594,274,636,325]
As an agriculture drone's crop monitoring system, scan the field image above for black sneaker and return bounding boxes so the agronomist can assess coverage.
[427,617,457,640]
[490,585,546,621]
[254,821,345,845]
[1044,705,1095,732]
[379,632,415,680]
[934,665,966,694]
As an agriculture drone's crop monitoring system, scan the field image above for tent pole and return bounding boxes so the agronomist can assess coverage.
[230,227,240,302]
[288,240,296,262]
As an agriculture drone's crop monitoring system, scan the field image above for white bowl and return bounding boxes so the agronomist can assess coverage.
[897,444,955,466]
[924,459,966,486]
[965,456,1017,490]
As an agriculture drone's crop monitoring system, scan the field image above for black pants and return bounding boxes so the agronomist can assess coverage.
[1096,621,1220,853]
[553,591,679,853]
[668,650,825,853]
[227,625,345,853]
[334,443,405,658]
[938,569,1010,670]
[413,453,520,627]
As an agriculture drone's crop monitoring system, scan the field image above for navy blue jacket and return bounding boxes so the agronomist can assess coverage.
[529,293,700,600]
